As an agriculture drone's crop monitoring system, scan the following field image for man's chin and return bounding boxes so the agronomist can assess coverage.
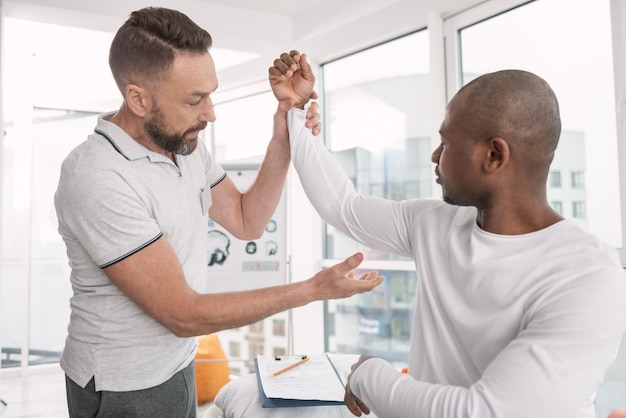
[178,137,198,155]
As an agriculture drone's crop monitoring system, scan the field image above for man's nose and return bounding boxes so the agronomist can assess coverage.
[431,144,442,163]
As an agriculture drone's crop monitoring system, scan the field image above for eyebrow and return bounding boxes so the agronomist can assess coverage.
[190,84,218,98]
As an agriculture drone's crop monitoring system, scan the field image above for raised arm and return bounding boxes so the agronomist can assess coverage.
[270,51,414,257]
[208,100,320,240]
[209,51,322,239]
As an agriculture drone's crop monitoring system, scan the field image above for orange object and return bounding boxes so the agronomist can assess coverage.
[608,407,626,418]
[401,367,408,374]
[194,334,231,404]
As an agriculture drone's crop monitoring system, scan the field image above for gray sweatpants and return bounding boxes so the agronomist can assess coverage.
[65,361,197,418]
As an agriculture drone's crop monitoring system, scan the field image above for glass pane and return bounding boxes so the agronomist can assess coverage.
[321,30,431,260]
[1,265,24,368]
[210,93,288,370]
[325,269,417,368]
[29,264,72,365]
[211,92,277,164]
[1,124,21,257]
[217,312,287,376]
[2,18,116,369]
[2,18,117,117]
[459,0,621,247]
[31,109,99,259]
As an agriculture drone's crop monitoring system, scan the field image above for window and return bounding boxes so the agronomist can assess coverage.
[1,19,116,369]
[272,347,286,357]
[272,318,286,336]
[248,321,264,335]
[228,341,240,358]
[207,91,290,370]
[571,171,585,189]
[209,91,276,164]
[551,201,563,215]
[246,342,265,373]
[320,30,429,366]
[573,201,587,219]
[549,171,562,188]
[448,0,620,248]
[321,30,431,261]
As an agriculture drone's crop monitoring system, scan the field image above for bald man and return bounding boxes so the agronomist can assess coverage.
[270,53,626,418]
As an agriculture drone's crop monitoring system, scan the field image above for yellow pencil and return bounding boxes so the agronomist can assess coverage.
[271,356,310,377]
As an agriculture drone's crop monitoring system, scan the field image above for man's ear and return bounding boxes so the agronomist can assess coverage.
[482,137,510,173]
[124,84,148,118]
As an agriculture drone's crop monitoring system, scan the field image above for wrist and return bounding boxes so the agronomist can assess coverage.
[293,99,308,110]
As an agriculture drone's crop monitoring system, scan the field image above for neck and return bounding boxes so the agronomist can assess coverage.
[109,106,176,162]
[476,204,564,235]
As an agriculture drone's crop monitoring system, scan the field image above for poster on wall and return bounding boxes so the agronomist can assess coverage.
[205,164,287,293]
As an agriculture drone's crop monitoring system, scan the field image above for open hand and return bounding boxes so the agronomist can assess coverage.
[307,253,384,300]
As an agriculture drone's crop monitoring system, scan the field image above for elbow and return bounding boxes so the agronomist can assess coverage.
[244,230,265,240]
[164,318,199,338]
[230,228,264,241]
[167,319,226,338]
[158,307,204,338]
[170,325,197,339]
[159,305,224,338]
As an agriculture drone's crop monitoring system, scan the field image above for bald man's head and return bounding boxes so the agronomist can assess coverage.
[455,70,561,178]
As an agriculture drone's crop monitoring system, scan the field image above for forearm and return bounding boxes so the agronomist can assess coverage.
[168,253,378,336]
[108,235,380,339]
[239,135,290,238]
[177,280,314,337]
[349,319,623,418]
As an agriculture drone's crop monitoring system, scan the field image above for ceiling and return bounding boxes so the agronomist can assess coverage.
[2,0,484,93]
[192,0,353,18]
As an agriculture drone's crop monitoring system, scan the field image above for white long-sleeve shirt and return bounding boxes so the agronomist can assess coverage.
[287,108,626,418]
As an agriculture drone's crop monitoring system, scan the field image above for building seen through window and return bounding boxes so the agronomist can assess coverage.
[459,0,617,244]
[321,30,428,366]
[320,0,621,369]
[571,171,585,189]
[551,201,563,216]
[549,171,562,188]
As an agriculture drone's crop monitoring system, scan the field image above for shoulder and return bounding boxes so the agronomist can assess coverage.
[403,198,476,226]
[58,134,129,191]
[533,221,626,324]
[552,220,622,269]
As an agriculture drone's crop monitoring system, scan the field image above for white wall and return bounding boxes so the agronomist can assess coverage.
[2,0,482,93]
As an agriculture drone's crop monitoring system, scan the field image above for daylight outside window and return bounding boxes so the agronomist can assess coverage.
[320,30,430,366]
[456,0,621,247]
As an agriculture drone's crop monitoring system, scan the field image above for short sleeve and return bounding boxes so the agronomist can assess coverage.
[56,166,162,268]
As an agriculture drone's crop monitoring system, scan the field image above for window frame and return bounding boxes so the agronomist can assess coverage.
[611,0,626,264]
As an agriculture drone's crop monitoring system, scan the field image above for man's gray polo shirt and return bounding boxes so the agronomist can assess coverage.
[54,112,225,391]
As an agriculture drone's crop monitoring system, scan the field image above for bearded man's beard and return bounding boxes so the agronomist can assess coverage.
[145,105,207,155]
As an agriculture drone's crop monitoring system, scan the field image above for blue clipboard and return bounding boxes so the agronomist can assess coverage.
[254,358,346,408]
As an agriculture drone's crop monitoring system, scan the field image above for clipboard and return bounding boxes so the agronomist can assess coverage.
[254,354,358,408]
